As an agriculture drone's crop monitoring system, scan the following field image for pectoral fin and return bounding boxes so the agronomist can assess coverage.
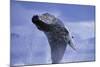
[68,40,76,51]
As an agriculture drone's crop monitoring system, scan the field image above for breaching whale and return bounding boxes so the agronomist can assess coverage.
[32,13,76,64]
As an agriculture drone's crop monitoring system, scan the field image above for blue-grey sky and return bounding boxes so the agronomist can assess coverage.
[10,1,95,66]
[11,1,95,22]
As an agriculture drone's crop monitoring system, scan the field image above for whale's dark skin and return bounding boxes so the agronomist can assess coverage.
[32,13,76,64]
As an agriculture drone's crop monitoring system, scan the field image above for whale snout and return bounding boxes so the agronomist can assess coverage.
[32,15,39,23]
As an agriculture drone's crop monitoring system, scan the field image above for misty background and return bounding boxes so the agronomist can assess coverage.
[10,1,95,66]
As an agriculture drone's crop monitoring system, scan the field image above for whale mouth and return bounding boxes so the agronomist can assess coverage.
[32,14,52,31]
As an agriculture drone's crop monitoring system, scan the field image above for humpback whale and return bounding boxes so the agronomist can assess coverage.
[32,13,76,64]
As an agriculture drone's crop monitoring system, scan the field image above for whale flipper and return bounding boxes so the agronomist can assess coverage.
[68,39,76,51]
